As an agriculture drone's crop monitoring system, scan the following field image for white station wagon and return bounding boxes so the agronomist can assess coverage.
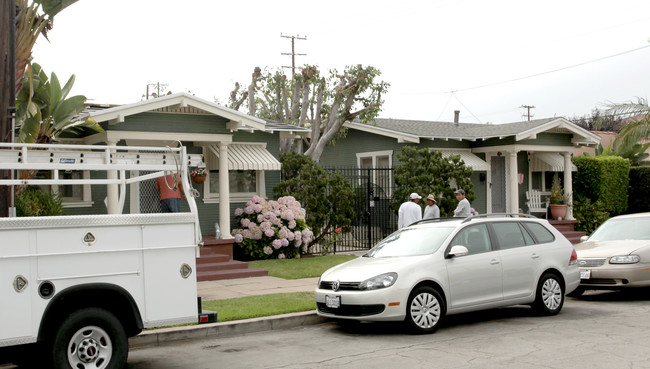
[315,214,580,333]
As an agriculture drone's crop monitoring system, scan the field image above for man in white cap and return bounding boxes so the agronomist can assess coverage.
[453,189,471,217]
[398,192,422,228]
[423,194,440,219]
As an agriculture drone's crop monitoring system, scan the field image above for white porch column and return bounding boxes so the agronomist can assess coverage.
[107,140,119,214]
[563,152,574,220]
[218,142,232,238]
[507,151,519,214]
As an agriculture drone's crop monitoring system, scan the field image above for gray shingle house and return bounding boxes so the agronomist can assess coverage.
[319,116,600,218]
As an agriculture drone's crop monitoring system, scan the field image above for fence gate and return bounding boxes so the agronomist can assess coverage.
[323,168,397,254]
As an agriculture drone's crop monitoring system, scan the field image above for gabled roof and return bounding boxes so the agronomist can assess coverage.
[345,117,600,146]
[90,92,267,132]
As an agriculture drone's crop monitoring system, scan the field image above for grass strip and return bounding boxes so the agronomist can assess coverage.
[202,292,316,322]
[248,254,358,279]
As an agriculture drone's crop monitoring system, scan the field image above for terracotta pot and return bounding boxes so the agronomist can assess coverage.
[549,204,567,220]
[192,175,206,184]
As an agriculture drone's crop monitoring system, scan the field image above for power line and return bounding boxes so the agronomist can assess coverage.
[520,105,535,121]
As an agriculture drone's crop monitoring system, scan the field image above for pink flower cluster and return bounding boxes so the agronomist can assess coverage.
[231,196,312,259]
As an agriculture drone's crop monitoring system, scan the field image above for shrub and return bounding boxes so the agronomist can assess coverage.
[572,194,609,234]
[231,195,313,260]
[273,152,355,253]
[392,146,474,216]
[628,166,650,213]
[573,155,629,215]
[16,186,64,217]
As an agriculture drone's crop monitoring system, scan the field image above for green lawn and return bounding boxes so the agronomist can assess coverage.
[201,254,359,322]
[248,254,358,279]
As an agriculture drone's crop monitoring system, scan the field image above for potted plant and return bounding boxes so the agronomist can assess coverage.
[190,167,207,184]
[549,174,568,220]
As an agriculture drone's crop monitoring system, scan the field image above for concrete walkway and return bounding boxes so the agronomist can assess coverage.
[198,276,319,301]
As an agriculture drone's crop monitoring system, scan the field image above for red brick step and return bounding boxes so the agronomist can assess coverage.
[196,236,268,281]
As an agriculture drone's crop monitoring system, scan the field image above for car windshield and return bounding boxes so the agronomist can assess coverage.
[364,226,454,257]
[589,216,650,241]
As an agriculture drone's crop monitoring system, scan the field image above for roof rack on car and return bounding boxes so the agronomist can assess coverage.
[408,217,459,226]
[461,213,538,223]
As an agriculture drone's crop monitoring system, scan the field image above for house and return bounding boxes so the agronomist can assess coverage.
[56,92,310,237]
[319,116,601,219]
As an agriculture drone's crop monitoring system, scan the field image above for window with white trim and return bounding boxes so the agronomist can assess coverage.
[201,147,267,203]
[356,150,393,197]
[34,170,93,207]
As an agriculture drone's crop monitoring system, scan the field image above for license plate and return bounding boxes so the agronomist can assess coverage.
[580,269,591,279]
[325,295,340,308]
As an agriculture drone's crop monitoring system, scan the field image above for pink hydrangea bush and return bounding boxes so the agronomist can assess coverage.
[231,196,313,259]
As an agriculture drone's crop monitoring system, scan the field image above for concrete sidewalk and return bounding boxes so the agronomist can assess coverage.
[197,276,319,301]
[130,276,325,348]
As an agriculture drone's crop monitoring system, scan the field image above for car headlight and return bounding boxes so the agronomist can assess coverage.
[359,272,398,290]
[609,255,640,264]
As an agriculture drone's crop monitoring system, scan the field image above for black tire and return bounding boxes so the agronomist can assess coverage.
[51,308,128,369]
[567,286,585,298]
[404,286,445,334]
[532,273,564,315]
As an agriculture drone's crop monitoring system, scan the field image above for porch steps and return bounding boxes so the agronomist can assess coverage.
[196,236,268,281]
[548,220,586,245]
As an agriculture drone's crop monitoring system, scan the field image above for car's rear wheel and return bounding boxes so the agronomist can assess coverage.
[405,286,445,333]
[533,273,564,315]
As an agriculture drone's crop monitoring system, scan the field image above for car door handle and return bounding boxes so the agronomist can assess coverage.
[490,259,500,265]
[531,253,540,259]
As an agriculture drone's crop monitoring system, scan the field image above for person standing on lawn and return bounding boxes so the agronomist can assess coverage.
[453,189,471,218]
[423,194,440,219]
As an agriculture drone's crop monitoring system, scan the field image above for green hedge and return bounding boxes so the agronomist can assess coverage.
[628,166,650,213]
[573,156,630,215]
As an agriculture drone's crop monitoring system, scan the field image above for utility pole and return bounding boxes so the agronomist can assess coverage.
[520,105,535,121]
[1,0,16,217]
[145,82,169,99]
[281,34,307,77]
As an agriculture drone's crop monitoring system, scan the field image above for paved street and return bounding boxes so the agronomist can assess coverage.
[127,290,650,369]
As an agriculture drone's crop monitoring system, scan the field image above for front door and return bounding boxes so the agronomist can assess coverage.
[491,156,506,213]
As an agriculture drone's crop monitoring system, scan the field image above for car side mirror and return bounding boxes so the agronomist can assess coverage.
[447,245,469,258]
[580,235,589,242]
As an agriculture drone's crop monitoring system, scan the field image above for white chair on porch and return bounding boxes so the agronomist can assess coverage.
[526,190,549,219]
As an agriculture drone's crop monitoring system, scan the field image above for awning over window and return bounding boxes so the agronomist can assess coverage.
[207,144,281,170]
[437,150,489,171]
[530,153,577,172]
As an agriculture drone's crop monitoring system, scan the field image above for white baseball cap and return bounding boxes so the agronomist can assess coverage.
[409,193,422,200]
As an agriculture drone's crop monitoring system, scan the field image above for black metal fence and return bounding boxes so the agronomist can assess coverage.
[309,167,397,254]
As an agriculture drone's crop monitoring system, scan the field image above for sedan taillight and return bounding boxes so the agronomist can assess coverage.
[569,249,578,266]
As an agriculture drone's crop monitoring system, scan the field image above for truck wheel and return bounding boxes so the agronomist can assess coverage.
[51,308,128,369]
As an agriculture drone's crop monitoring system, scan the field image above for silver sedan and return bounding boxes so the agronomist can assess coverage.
[572,212,650,296]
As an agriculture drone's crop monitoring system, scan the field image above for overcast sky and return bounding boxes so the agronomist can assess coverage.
[32,0,650,124]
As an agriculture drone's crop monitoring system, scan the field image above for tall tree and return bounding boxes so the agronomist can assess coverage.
[15,0,78,95]
[16,62,103,144]
[602,97,650,150]
[229,64,389,162]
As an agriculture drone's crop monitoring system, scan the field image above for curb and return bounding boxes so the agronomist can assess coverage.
[129,311,327,348]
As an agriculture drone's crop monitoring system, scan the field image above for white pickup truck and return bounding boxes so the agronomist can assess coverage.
[0,142,211,368]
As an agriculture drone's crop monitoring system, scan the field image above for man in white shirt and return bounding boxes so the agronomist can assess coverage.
[453,189,471,218]
[423,194,440,219]
[398,192,422,228]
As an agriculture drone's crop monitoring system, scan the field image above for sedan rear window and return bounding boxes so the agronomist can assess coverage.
[365,227,454,257]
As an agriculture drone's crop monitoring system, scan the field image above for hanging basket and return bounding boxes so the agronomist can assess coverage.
[192,175,206,184]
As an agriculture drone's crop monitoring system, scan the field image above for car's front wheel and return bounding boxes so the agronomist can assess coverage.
[533,273,564,315]
[405,286,445,333]
[51,307,128,369]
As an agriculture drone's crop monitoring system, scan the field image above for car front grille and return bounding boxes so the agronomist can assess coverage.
[317,303,385,317]
[577,258,607,267]
[319,281,361,291]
